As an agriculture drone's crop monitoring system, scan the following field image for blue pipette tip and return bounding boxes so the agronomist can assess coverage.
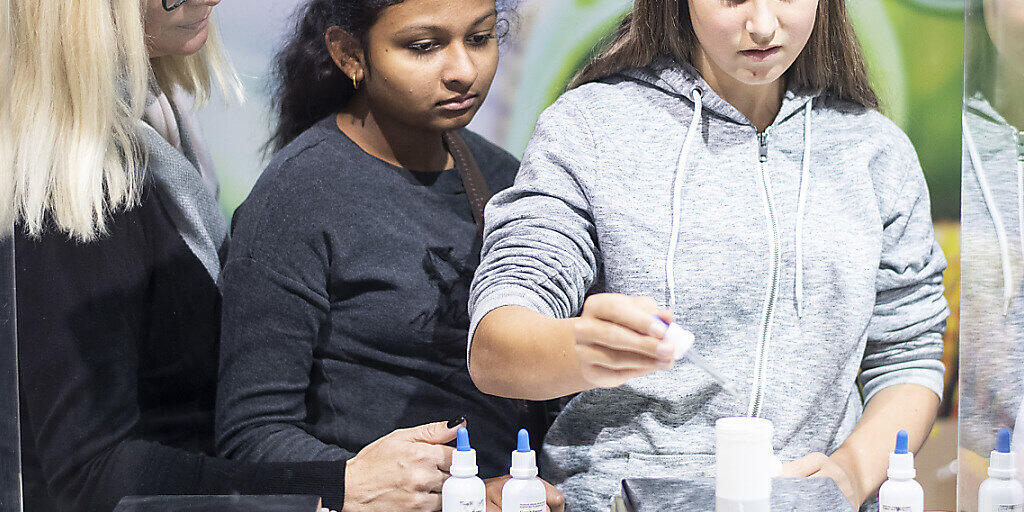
[998,428,1012,453]
[456,427,471,452]
[517,429,532,453]
[894,430,909,454]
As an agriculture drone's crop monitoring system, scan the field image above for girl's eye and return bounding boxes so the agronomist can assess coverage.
[408,41,437,52]
[469,33,496,46]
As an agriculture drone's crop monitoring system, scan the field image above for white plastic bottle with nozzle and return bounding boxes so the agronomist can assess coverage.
[502,429,546,512]
[878,430,924,512]
[442,427,486,512]
[979,428,1024,512]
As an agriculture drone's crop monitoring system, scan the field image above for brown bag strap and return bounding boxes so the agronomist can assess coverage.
[444,131,492,238]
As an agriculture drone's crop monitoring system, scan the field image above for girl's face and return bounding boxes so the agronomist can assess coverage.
[984,0,1024,75]
[143,0,220,59]
[346,0,499,133]
[688,0,818,85]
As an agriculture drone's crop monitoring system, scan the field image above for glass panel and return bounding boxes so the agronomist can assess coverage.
[959,0,1024,507]
[0,224,22,512]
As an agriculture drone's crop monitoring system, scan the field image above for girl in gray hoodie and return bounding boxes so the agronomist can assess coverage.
[467,0,949,510]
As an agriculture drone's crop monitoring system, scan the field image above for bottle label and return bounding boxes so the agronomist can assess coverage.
[517,501,546,512]
[452,498,485,512]
[998,506,1023,511]
[880,506,912,512]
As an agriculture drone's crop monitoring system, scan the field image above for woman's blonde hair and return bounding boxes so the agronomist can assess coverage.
[2,0,240,241]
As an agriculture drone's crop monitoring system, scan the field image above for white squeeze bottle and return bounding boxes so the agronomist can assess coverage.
[878,430,924,512]
[502,429,546,512]
[442,427,486,512]
[979,428,1024,512]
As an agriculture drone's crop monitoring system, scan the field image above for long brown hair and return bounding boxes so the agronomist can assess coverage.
[569,0,879,109]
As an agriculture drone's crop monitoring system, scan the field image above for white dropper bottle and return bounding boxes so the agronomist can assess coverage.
[878,430,924,512]
[442,427,486,512]
[979,428,1024,512]
[502,429,547,512]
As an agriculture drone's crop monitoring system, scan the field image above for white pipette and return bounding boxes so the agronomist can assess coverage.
[653,316,739,395]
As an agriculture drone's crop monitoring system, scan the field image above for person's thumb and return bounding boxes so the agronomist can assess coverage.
[401,420,460,444]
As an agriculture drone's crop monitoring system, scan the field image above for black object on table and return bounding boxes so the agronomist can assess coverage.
[113,495,322,512]
[621,477,857,512]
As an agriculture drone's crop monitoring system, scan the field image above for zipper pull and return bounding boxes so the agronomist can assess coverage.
[758,132,769,163]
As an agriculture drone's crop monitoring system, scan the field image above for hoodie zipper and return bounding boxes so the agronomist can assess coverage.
[748,130,781,418]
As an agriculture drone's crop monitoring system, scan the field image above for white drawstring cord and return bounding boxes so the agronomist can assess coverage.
[964,113,1013,314]
[667,88,704,310]
[795,98,813,318]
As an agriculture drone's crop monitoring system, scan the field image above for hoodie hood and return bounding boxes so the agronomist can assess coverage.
[616,57,818,129]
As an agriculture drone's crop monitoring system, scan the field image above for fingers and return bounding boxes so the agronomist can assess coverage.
[577,343,673,371]
[778,452,828,478]
[484,475,509,506]
[542,478,565,512]
[584,294,671,337]
[414,493,441,512]
[401,420,460,445]
[574,317,674,362]
[411,468,448,493]
[436,444,455,472]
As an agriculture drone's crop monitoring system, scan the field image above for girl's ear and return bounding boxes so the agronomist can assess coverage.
[325,26,366,84]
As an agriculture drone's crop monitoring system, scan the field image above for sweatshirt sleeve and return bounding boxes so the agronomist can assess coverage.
[216,190,355,464]
[858,147,950,403]
[467,98,601,357]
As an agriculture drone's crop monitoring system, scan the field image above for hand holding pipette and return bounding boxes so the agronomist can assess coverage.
[571,294,677,390]
[651,316,740,395]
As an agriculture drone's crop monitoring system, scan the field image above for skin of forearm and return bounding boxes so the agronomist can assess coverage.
[469,306,592,400]
[829,384,940,504]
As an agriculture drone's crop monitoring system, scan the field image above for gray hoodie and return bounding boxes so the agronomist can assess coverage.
[468,58,948,511]
[960,94,1024,455]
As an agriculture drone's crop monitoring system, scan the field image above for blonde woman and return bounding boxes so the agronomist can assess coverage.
[4,1,359,511]
[6,1,531,511]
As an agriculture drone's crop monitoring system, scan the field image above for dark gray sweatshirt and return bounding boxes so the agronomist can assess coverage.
[216,116,543,478]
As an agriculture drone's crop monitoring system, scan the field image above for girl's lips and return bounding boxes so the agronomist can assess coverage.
[437,95,478,112]
[740,46,782,62]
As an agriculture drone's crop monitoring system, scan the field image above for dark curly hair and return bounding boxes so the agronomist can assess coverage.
[268,0,515,152]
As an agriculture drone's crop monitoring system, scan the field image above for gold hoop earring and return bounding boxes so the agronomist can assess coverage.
[352,75,361,90]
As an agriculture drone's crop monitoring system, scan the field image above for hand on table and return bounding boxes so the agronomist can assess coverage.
[779,452,863,509]
[484,475,565,512]
[574,294,676,389]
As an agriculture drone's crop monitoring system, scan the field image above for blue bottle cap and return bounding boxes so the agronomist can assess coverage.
[894,430,909,454]
[456,427,471,452]
[998,428,1012,454]
[517,429,532,453]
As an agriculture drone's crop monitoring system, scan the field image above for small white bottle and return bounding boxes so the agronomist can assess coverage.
[878,430,924,512]
[502,429,547,512]
[979,428,1024,512]
[442,427,486,512]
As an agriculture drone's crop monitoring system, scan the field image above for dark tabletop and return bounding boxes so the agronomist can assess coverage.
[621,477,857,512]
